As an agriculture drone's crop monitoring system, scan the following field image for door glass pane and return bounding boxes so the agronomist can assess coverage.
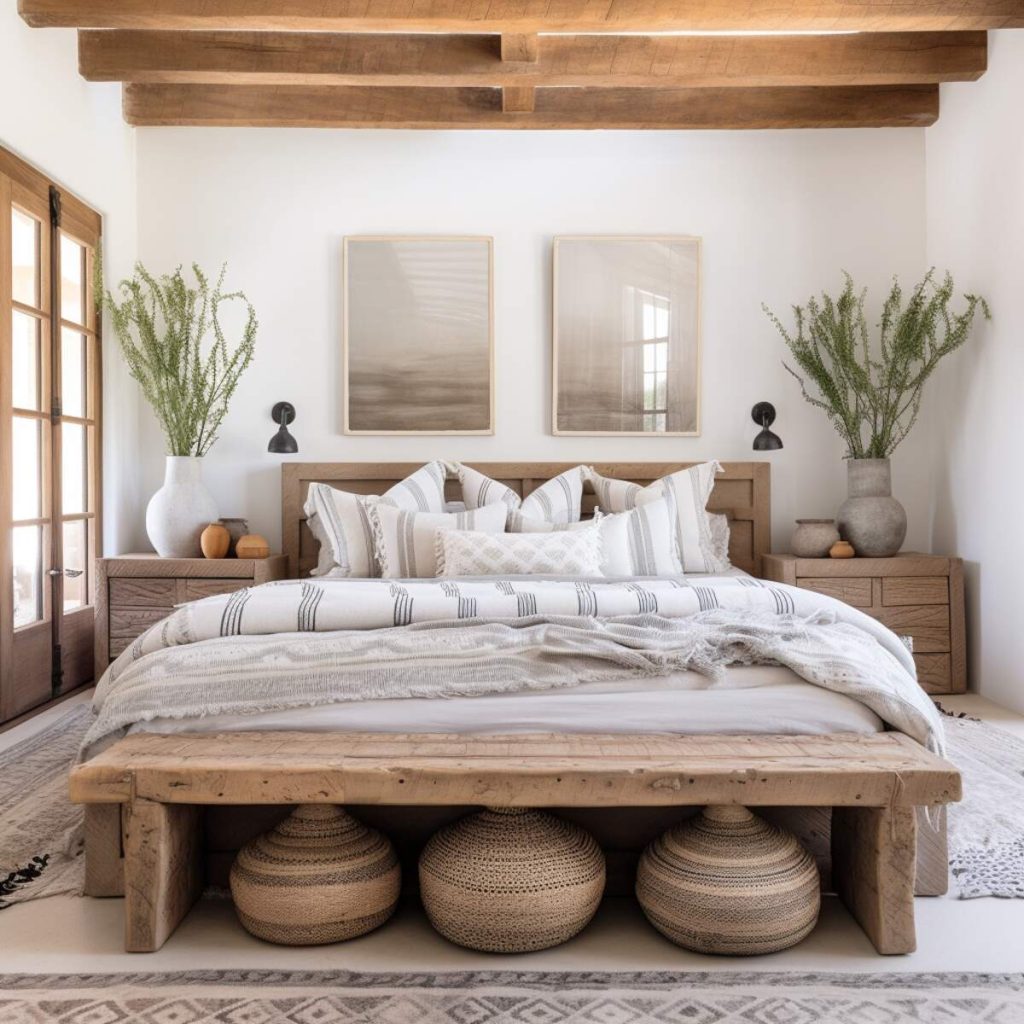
[12,312,40,410]
[61,328,86,418]
[12,417,41,520]
[60,235,85,325]
[63,519,86,611]
[12,208,39,307]
[62,421,85,514]
[13,525,41,627]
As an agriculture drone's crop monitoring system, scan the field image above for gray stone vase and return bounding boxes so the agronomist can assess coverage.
[836,458,907,557]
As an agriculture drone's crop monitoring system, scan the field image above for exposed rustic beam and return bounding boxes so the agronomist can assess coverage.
[79,30,986,88]
[23,0,1024,31]
[500,33,539,63]
[502,85,536,112]
[122,83,939,129]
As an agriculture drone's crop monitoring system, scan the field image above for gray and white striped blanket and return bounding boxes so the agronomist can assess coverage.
[87,575,942,757]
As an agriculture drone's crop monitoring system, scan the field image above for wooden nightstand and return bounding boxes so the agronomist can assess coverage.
[94,554,289,680]
[762,553,965,694]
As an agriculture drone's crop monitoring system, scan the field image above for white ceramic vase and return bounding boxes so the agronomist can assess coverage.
[146,456,218,557]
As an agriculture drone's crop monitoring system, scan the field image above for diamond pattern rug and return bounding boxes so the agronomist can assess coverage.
[0,970,1021,1024]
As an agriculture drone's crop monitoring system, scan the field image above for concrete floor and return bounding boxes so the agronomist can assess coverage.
[1,691,1020,975]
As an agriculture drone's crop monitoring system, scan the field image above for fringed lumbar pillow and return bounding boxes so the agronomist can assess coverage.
[636,805,820,955]
[587,462,726,573]
[229,804,401,946]
[369,501,508,578]
[419,807,606,953]
[437,523,604,577]
[304,460,450,578]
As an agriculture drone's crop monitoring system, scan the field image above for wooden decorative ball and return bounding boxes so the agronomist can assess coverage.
[200,522,231,559]
[419,807,605,953]
[230,804,400,945]
[636,805,820,956]
[235,533,270,559]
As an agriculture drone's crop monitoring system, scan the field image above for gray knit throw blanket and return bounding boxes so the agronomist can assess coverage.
[84,610,943,757]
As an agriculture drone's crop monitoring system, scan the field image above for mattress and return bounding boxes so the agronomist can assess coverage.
[127,664,884,739]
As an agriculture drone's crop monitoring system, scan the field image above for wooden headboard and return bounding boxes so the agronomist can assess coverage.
[282,461,770,579]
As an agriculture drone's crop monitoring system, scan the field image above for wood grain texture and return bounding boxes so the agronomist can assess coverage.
[83,804,124,897]
[121,82,940,129]
[282,461,770,578]
[832,805,918,954]
[762,552,966,693]
[503,85,535,112]
[121,798,202,952]
[78,30,985,87]
[70,731,962,809]
[22,0,1024,31]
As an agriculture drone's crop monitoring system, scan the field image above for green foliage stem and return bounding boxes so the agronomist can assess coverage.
[764,270,989,459]
[97,259,257,457]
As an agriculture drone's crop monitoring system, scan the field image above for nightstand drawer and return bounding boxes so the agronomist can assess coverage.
[914,654,952,693]
[183,580,249,601]
[109,578,177,608]
[109,607,169,656]
[882,577,948,606]
[796,577,873,607]
[875,606,950,652]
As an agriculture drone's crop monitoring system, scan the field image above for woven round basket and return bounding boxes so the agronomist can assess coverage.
[230,804,400,945]
[636,805,820,955]
[419,807,606,952]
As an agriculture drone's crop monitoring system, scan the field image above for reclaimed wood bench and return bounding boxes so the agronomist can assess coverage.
[70,730,961,955]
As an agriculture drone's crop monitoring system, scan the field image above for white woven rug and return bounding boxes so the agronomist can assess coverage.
[2,702,1022,907]
[0,969,1021,1023]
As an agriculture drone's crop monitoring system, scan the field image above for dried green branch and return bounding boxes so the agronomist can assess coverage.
[764,270,989,459]
[96,259,257,457]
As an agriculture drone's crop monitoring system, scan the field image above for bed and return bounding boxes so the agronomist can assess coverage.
[72,461,960,955]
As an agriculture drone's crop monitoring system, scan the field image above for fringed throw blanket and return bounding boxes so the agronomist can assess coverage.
[87,576,942,757]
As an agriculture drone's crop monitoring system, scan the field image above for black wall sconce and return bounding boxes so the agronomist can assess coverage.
[751,402,783,451]
[267,401,298,454]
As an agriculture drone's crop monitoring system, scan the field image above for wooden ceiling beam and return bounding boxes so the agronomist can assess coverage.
[122,82,939,129]
[79,30,986,88]
[23,0,1024,31]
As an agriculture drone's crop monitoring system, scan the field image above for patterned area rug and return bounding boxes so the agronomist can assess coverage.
[0,704,89,908]
[942,712,1024,899]
[2,701,1023,906]
[0,970,1022,1023]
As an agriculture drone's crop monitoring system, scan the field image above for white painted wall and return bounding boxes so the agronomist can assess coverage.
[0,7,139,554]
[135,127,931,552]
[926,31,1024,712]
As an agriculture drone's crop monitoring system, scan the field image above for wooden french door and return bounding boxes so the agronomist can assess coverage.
[0,147,102,722]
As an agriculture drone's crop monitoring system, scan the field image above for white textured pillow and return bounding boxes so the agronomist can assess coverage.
[586,462,725,573]
[598,497,682,576]
[513,466,586,528]
[452,463,522,512]
[370,501,508,578]
[438,525,604,577]
[303,460,449,577]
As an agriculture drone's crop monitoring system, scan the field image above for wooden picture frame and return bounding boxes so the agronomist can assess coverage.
[343,235,495,435]
[552,235,702,437]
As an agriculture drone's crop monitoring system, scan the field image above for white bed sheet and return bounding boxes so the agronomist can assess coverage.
[126,664,883,739]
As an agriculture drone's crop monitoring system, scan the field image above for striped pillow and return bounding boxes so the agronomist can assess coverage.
[515,467,586,527]
[598,498,682,577]
[304,460,449,578]
[369,501,509,578]
[452,463,522,512]
[587,462,726,573]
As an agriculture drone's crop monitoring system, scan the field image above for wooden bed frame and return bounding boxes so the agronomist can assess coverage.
[76,461,961,956]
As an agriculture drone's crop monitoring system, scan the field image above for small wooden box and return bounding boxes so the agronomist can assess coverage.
[94,554,288,680]
[761,552,966,694]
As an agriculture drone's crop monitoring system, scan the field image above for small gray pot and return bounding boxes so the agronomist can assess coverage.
[836,458,907,557]
[791,519,840,558]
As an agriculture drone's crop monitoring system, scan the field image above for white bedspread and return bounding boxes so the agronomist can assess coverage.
[126,665,884,742]
[87,574,942,758]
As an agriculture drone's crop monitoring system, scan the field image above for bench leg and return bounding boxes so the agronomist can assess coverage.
[832,806,917,955]
[122,799,202,952]
[84,805,125,897]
